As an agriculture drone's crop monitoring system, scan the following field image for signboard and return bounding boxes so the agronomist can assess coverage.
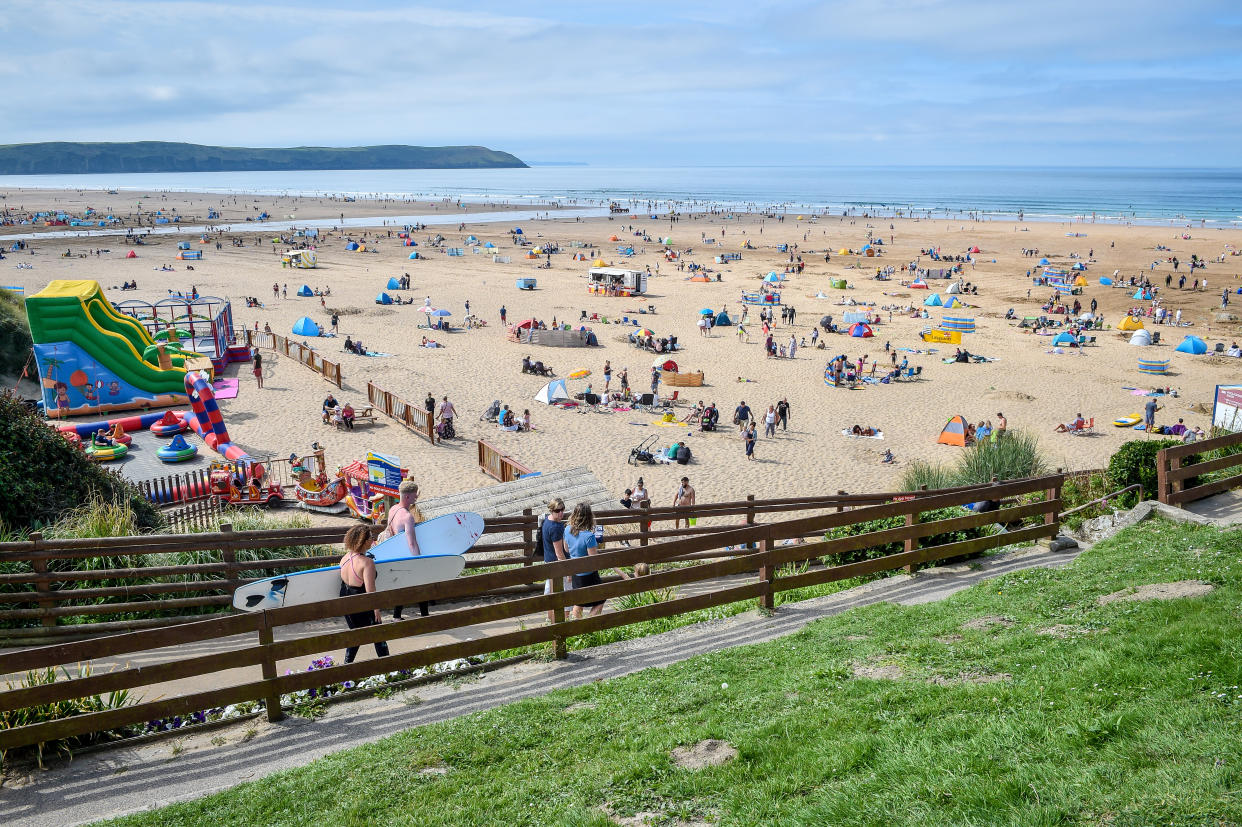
[366,451,405,497]
[1214,385,1242,433]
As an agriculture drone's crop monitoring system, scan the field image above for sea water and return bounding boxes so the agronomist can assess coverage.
[1,166,1238,226]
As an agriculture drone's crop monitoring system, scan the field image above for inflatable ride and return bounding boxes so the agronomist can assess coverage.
[151,410,188,436]
[157,433,198,463]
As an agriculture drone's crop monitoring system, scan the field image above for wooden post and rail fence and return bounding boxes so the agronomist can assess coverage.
[0,480,1057,641]
[366,382,436,444]
[244,330,342,388]
[1155,429,1242,506]
[477,439,535,482]
[0,475,1068,753]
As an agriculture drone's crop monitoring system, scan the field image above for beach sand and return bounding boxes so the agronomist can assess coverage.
[5,188,1242,510]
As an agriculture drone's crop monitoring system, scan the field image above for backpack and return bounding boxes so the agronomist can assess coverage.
[533,514,547,559]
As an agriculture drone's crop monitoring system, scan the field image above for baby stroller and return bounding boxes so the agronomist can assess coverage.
[628,435,659,465]
[480,400,501,422]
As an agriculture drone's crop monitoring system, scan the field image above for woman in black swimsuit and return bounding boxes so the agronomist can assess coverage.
[339,525,390,664]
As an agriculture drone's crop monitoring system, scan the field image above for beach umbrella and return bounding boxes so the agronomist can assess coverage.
[431,308,452,317]
[636,328,654,337]
[567,369,591,380]
[699,308,713,315]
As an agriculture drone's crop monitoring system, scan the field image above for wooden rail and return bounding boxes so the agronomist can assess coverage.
[245,330,342,388]
[477,439,535,483]
[0,473,1063,753]
[0,480,1037,640]
[1156,430,1242,506]
[163,498,224,533]
[366,382,436,444]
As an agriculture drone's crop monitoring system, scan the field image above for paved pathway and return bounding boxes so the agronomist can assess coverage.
[1,543,1084,827]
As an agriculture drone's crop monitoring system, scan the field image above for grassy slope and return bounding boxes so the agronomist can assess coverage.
[102,518,1242,826]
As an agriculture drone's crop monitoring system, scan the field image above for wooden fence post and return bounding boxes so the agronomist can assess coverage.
[836,490,847,513]
[639,503,652,549]
[257,617,285,722]
[551,574,567,660]
[522,508,534,565]
[1046,469,1063,534]
[220,522,236,593]
[757,538,774,611]
[30,532,56,628]
[904,487,926,574]
[745,493,756,549]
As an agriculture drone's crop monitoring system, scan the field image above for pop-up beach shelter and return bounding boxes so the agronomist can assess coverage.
[1129,329,1152,346]
[943,297,964,309]
[1175,335,1207,355]
[291,316,320,336]
[937,416,969,447]
[849,323,874,338]
[910,279,929,289]
[1039,257,1050,265]
[969,246,980,254]
[945,281,962,294]
[923,293,943,307]
[125,250,137,258]
[177,241,191,250]
[1052,332,1077,346]
[714,310,732,326]
[534,378,570,405]
[345,242,359,251]
[1099,277,1113,286]
[296,285,313,297]
[386,277,400,290]
[376,292,393,305]
[1118,316,1144,331]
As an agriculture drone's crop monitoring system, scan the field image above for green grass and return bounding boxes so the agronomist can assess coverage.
[99,517,1242,826]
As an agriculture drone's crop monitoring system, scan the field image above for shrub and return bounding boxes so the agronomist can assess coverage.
[1106,438,1185,498]
[822,506,996,566]
[0,287,32,379]
[899,461,955,492]
[0,394,162,532]
[953,429,1048,485]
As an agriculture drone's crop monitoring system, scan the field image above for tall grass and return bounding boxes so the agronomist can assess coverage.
[0,664,136,768]
[899,460,955,491]
[953,429,1048,484]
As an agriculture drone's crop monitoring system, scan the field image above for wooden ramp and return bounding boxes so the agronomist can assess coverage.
[417,466,619,556]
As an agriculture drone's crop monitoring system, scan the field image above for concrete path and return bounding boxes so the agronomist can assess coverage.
[0,542,1083,827]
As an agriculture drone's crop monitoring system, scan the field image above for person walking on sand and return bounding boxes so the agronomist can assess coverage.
[776,398,790,431]
[603,360,612,393]
[764,404,777,437]
[673,476,696,529]
[500,304,507,324]
[252,349,263,388]
[379,480,427,620]
[743,421,757,460]
[338,525,389,664]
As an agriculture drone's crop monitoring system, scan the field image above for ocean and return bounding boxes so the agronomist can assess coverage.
[1,166,1238,226]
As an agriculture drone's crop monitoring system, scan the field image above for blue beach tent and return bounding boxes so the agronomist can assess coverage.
[1175,335,1207,355]
[291,316,320,336]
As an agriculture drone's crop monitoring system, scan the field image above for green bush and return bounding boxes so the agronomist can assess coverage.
[0,394,162,532]
[0,287,32,379]
[823,506,996,565]
[954,430,1048,484]
[899,461,955,492]
[1106,438,1186,498]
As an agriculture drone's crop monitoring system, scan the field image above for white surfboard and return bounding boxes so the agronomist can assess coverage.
[232,553,465,611]
[369,511,486,562]
[231,511,484,612]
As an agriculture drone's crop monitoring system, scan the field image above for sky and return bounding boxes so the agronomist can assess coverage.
[2,0,1240,166]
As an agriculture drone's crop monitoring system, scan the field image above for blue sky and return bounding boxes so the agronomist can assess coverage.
[2,0,1239,165]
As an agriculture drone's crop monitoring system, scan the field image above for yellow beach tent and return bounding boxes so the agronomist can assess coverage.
[1073,275,1088,286]
[1118,316,1145,331]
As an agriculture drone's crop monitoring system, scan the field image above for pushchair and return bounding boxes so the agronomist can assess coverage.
[628,435,659,465]
[480,400,501,422]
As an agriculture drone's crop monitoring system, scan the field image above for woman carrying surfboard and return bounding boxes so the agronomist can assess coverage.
[339,525,390,664]
[382,479,427,620]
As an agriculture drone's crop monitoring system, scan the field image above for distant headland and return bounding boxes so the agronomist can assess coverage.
[0,142,528,174]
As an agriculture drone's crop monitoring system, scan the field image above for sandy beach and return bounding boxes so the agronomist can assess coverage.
[6,187,1242,508]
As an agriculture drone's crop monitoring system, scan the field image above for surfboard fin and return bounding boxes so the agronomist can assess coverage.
[270,578,289,593]
[245,595,265,608]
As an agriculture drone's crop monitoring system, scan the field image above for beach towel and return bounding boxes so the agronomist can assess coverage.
[841,429,884,440]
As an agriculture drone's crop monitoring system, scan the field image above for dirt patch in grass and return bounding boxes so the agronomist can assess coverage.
[670,739,738,771]
[1097,581,1215,606]
[852,663,904,680]
[1039,624,1108,638]
[565,702,596,712]
[928,671,1012,686]
[843,634,869,642]
[935,634,964,644]
[960,615,1015,631]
